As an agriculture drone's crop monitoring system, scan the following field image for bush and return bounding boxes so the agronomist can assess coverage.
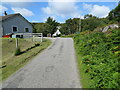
[35,43,40,46]
[74,29,120,88]
[15,47,21,56]
[57,34,61,37]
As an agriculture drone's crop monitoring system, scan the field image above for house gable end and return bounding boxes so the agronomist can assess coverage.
[2,14,32,28]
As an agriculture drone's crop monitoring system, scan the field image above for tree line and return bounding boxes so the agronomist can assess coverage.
[31,4,120,36]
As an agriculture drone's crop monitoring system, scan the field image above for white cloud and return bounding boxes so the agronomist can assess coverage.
[83,3,92,10]
[12,7,34,16]
[90,5,110,18]
[42,0,81,18]
[0,5,8,14]
[42,7,52,15]
[83,3,110,18]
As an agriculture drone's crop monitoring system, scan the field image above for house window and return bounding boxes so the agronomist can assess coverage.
[13,27,18,32]
[25,28,29,32]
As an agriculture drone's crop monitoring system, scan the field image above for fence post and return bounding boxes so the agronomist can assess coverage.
[33,35,35,42]
[16,38,18,48]
[41,33,43,42]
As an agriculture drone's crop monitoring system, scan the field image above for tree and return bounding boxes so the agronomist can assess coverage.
[32,17,59,36]
[82,15,100,31]
[31,23,37,33]
[37,23,51,36]
[31,23,50,36]
[65,18,80,34]
[59,23,69,35]
[46,17,59,35]
[108,4,120,24]
[84,14,98,19]
[84,14,92,19]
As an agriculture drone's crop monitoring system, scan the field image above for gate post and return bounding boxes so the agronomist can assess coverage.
[16,38,18,48]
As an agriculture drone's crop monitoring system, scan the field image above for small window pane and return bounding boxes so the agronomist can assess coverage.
[13,27,17,32]
[25,28,29,32]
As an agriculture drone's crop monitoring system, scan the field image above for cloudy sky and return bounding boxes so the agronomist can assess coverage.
[0,0,119,23]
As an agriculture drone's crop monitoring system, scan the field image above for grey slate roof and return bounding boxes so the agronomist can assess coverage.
[0,13,32,26]
[0,13,20,21]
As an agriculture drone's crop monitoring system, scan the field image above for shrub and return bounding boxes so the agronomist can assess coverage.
[15,47,21,56]
[80,30,92,35]
[74,29,120,88]
[35,43,40,46]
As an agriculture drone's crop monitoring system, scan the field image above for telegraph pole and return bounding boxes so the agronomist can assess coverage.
[79,18,81,33]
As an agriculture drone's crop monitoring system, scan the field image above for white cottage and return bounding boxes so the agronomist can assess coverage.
[0,13,33,37]
[52,30,61,37]
[52,26,61,37]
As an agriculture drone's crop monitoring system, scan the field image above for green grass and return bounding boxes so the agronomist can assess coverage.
[74,45,91,88]
[2,38,35,64]
[1,38,51,81]
[61,34,75,38]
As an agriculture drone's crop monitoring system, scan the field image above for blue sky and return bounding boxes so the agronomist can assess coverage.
[0,0,119,23]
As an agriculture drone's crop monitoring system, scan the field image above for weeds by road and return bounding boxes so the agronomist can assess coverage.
[74,29,119,88]
[1,38,51,81]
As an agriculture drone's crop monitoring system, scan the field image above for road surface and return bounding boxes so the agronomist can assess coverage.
[2,38,81,88]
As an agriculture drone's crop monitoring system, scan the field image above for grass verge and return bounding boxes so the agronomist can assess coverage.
[1,38,51,81]
[74,44,90,88]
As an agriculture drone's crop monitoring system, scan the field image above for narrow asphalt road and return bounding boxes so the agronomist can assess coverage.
[2,38,81,88]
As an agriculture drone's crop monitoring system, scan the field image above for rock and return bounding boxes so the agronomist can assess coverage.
[102,24,119,32]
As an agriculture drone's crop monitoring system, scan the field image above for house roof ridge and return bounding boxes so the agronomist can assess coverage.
[0,13,21,21]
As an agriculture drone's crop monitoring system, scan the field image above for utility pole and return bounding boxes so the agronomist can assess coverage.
[79,18,81,33]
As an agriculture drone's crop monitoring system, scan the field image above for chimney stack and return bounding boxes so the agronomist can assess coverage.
[4,11,7,16]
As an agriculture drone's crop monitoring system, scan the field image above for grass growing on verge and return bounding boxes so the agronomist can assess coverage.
[14,47,21,56]
[1,38,51,81]
[74,29,120,88]
[74,45,91,88]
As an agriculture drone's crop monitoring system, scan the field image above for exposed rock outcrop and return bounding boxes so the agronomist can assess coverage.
[95,24,119,32]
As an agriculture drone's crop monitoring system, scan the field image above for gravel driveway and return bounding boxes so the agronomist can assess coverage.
[2,38,81,88]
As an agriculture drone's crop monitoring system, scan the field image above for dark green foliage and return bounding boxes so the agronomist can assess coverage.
[31,17,59,36]
[35,43,40,46]
[56,34,61,37]
[66,18,80,34]
[15,47,21,56]
[31,4,119,36]
[31,23,44,33]
[59,23,69,35]
[60,18,80,35]
[84,14,97,19]
[46,17,59,35]
[60,15,109,35]
[60,4,120,34]
[74,29,120,88]
[31,23,50,36]
[66,18,81,34]
[81,15,109,32]
[108,4,120,23]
